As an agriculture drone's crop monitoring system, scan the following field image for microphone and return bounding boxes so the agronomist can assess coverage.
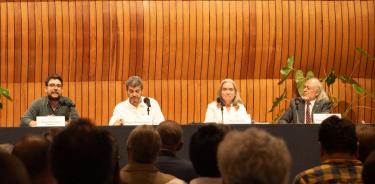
[59,98,75,108]
[216,97,224,123]
[294,97,301,123]
[143,97,151,115]
[216,97,225,107]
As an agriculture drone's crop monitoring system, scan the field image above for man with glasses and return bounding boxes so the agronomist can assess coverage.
[20,74,79,127]
[109,76,164,126]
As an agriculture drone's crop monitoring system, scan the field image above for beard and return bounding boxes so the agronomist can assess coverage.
[129,96,141,106]
[47,92,61,101]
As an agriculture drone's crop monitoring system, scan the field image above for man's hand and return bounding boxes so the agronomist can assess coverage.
[114,119,124,126]
[29,120,37,127]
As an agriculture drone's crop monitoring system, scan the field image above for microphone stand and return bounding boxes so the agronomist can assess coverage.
[221,105,224,123]
[217,97,225,123]
[294,98,301,124]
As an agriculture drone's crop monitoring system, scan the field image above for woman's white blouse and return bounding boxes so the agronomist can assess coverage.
[204,101,251,124]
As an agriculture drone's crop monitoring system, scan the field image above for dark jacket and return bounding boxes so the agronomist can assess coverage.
[279,97,331,124]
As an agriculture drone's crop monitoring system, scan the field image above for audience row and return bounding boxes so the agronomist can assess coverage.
[1,116,375,184]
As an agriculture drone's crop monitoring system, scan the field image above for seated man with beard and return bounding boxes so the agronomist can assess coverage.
[279,78,331,124]
[20,74,79,127]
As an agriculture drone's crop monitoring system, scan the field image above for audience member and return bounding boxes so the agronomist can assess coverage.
[217,128,291,184]
[0,149,31,184]
[155,120,197,182]
[294,116,363,183]
[0,143,14,153]
[189,124,231,184]
[43,127,64,143]
[362,150,375,184]
[12,135,56,184]
[356,125,375,163]
[50,119,118,184]
[120,125,185,184]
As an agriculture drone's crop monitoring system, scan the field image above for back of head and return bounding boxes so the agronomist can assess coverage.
[189,124,231,177]
[356,125,375,162]
[43,127,64,143]
[218,128,291,184]
[12,135,50,178]
[0,149,31,184]
[363,151,375,184]
[157,120,182,150]
[319,116,358,155]
[50,119,116,184]
[127,125,161,164]
[0,143,14,153]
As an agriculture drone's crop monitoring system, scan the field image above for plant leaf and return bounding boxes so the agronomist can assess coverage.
[306,71,314,80]
[280,66,291,76]
[352,83,365,94]
[278,57,295,84]
[338,75,358,85]
[278,74,289,85]
[269,90,287,112]
[364,90,375,102]
[355,47,368,57]
[325,70,336,86]
[0,88,12,101]
[295,70,305,97]
[287,56,295,68]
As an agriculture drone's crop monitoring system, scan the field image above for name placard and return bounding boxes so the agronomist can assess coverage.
[313,114,341,124]
[36,116,65,127]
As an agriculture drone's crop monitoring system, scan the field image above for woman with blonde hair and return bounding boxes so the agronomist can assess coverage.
[204,79,251,124]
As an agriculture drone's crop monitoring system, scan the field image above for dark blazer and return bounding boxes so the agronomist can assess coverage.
[279,97,332,124]
[155,150,197,183]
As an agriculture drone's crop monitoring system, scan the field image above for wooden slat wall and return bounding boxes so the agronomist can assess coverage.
[0,0,374,127]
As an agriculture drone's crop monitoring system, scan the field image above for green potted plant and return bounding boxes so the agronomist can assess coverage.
[0,87,12,109]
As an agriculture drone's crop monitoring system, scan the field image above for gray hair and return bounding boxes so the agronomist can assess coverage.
[216,79,243,110]
[218,128,291,184]
[125,76,143,90]
[307,78,329,101]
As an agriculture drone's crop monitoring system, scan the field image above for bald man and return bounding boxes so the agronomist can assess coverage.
[279,78,332,124]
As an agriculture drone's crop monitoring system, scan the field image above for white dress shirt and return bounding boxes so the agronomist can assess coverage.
[204,101,251,124]
[109,96,165,125]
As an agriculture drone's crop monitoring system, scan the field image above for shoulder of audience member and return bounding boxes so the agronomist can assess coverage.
[166,178,187,184]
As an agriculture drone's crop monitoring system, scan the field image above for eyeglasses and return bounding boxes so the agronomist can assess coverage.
[47,84,63,88]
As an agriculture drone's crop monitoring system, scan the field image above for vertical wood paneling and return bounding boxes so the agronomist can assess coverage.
[234,1,243,81]
[95,0,103,124]
[7,2,15,126]
[227,1,236,80]
[55,1,62,76]
[301,1,309,71]
[195,1,203,121]
[161,1,170,120]
[0,0,374,126]
[122,1,130,81]
[295,1,302,68]
[221,1,229,80]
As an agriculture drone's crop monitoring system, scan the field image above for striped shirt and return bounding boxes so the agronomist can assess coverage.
[294,159,363,184]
